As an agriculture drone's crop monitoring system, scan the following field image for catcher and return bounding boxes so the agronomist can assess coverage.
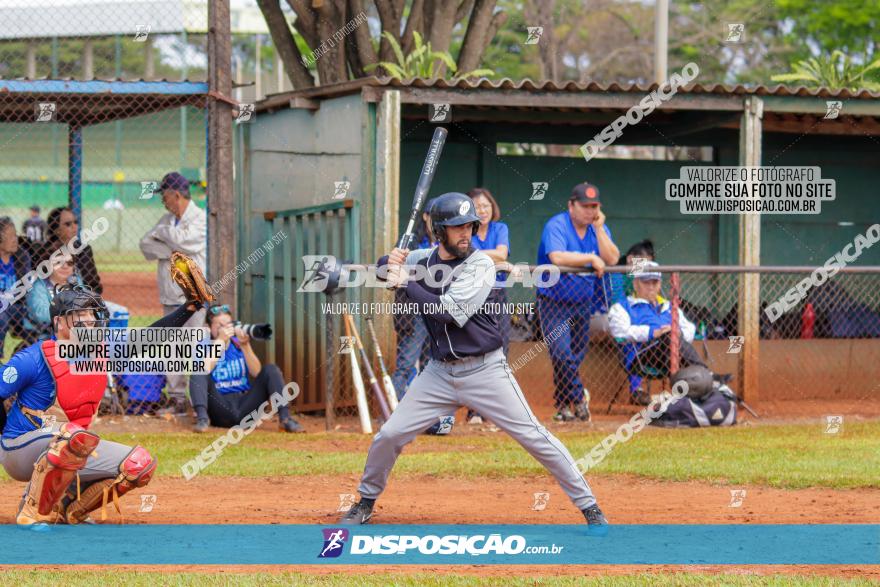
[0,252,213,525]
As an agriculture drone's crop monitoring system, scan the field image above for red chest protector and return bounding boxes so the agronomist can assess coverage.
[40,340,107,429]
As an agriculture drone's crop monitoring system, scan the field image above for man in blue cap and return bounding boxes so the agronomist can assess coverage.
[139,172,207,413]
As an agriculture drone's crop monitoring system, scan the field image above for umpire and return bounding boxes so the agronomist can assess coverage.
[338,193,608,531]
[536,182,620,422]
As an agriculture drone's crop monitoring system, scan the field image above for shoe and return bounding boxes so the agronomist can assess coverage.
[339,500,374,525]
[574,400,591,422]
[553,407,575,422]
[193,418,209,433]
[280,418,305,433]
[582,504,609,536]
[425,415,455,435]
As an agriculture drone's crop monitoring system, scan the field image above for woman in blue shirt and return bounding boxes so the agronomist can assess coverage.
[26,253,80,341]
[189,304,304,433]
[0,217,32,359]
[467,188,511,426]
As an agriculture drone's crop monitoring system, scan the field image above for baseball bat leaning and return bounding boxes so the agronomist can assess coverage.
[396,126,448,250]
[343,313,373,434]
[365,317,399,411]
[345,314,392,421]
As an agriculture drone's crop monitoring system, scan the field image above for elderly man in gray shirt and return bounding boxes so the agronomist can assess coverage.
[139,172,207,412]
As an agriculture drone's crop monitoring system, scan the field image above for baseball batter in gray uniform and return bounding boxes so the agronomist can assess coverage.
[339,193,608,530]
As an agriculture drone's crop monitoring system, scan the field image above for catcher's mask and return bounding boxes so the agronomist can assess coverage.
[429,192,480,243]
[50,282,109,331]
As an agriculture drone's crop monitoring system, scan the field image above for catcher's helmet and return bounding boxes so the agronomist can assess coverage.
[670,364,714,401]
[50,282,109,330]
[429,192,480,241]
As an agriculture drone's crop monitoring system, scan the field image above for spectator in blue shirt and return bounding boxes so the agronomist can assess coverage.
[0,217,32,360]
[465,187,510,426]
[536,182,619,423]
[189,304,304,433]
[25,252,80,342]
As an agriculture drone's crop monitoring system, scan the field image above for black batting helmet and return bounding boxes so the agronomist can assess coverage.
[429,192,480,241]
[50,282,109,331]
[670,364,714,401]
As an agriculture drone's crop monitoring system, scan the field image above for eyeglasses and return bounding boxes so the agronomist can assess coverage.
[209,304,230,315]
[57,260,75,268]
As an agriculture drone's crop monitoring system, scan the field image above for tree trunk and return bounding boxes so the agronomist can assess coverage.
[259,0,504,86]
[257,0,315,88]
[535,0,558,82]
[457,0,499,74]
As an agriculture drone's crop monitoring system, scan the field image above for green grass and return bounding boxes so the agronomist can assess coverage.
[92,250,154,273]
[1,422,873,490]
[0,571,874,587]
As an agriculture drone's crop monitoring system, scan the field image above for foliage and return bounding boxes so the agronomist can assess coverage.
[772,50,880,90]
[364,32,494,80]
[776,0,880,61]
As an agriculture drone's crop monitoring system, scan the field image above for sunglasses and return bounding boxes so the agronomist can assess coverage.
[209,304,231,315]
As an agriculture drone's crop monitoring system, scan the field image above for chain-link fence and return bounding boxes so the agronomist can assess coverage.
[0,2,212,415]
[323,265,880,428]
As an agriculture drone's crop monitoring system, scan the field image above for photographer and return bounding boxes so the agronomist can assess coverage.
[189,304,304,433]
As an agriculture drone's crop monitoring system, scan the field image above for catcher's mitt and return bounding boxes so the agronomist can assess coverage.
[170,252,215,305]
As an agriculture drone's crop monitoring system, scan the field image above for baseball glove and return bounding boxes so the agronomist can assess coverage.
[170,252,215,305]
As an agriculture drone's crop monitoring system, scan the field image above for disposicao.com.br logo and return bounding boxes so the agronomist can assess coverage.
[320,530,564,557]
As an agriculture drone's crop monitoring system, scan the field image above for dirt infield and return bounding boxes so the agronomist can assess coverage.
[101,271,161,316]
[1,474,877,579]
[2,473,874,526]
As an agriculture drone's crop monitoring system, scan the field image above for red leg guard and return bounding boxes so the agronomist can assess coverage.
[63,445,157,524]
[17,424,99,523]
[116,446,157,497]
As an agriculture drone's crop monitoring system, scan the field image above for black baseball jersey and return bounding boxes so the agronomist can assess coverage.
[381,247,501,361]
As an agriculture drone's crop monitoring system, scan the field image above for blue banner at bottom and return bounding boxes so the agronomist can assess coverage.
[0,524,876,565]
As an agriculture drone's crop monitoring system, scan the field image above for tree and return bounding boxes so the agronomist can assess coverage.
[256,0,507,89]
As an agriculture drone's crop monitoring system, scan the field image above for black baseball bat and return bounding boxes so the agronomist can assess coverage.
[396,126,448,250]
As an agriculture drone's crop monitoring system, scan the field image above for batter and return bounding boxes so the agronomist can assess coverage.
[338,193,608,530]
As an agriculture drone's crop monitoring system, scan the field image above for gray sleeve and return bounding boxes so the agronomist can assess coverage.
[438,252,496,327]
[403,247,433,267]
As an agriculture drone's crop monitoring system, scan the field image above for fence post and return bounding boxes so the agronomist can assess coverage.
[738,97,763,404]
[207,0,236,307]
[375,90,401,368]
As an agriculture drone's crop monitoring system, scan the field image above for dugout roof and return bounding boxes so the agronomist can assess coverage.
[257,76,880,137]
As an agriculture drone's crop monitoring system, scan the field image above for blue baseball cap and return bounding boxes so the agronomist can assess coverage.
[159,172,190,195]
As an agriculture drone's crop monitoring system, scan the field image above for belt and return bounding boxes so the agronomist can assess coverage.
[435,347,504,371]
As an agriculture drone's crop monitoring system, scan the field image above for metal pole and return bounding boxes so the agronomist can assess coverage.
[68,126,83,223]
[180,29,189,171]
[207,0,236,307]
[654,0,668,85]
[669,272,680,373]
[255,34,262,99]
[114,34,123,213]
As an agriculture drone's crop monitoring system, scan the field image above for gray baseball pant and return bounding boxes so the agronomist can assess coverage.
[357,347,597,511]
[0,424,134,483]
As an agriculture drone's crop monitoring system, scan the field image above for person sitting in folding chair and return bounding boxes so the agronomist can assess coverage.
[607,261,706,405]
